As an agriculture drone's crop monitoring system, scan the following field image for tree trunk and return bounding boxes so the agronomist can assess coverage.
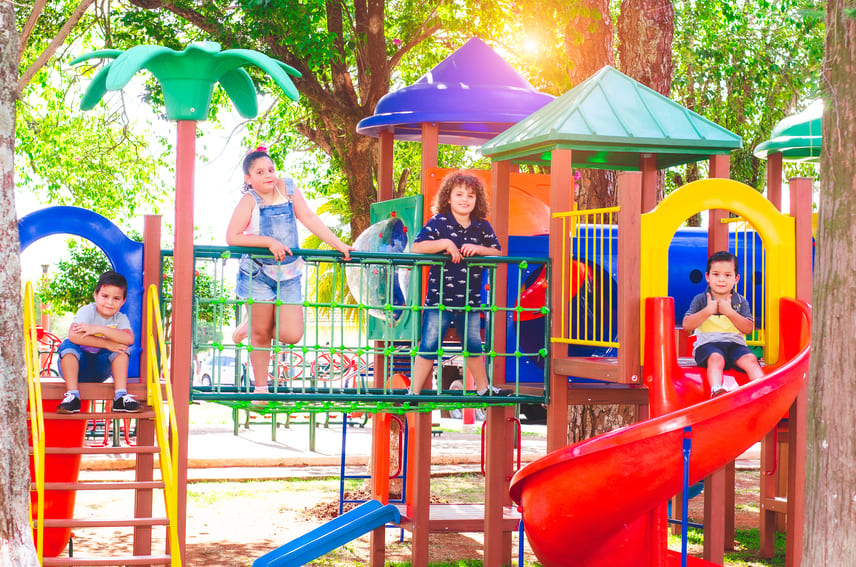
[562,1,675,442]
[568,404,637,444]
[618,0,674,202]
[0,1,39,563]
[565,0,617,209]
[802,3,856,563]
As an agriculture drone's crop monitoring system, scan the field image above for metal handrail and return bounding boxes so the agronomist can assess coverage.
[145,285,182,566]
[24,282,46,562]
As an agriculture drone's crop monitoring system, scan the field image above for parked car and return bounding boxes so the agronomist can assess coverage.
[196,354,248,388]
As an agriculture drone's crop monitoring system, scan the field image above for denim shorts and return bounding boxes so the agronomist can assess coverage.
[57,340,119,383]
[694,341,754,370]
[416,309,485,360]
[236,263,303,303]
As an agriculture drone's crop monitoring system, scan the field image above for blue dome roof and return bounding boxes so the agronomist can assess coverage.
[357,38,553,146]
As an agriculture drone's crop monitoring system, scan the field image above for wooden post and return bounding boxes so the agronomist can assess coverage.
[371,139,393,562]
[617,172,642,385]
[369,412,391,566]
[707,154,731,254]
[640,154,658,213]
[546,149,574,452]
[370,342,389,565]
[420,123,439,187]
[767,152,783,210]
[703,467,726,564]
[703,153,731,561]
[378,130,394,202]
[133,214,161,557]
[786,177,812,567]
[490,160,511,387]
[484,406,511,565]
[410,411,433,566]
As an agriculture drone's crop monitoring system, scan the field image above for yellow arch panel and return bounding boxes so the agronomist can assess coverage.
[640,178,795,364]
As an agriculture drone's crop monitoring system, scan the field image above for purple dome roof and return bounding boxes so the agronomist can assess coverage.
[356,38,554,146]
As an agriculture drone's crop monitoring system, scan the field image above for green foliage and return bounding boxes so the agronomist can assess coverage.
[671,0,824,190]
[38,238,223,330]
[15,2,173,223]
[37,240,111,315]
[16,88,171,223]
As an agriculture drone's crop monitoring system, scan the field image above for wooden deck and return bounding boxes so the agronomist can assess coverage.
[394,503,520,533]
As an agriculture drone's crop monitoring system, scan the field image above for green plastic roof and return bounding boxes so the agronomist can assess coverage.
[480,65,742,170]
[753,100,822,162]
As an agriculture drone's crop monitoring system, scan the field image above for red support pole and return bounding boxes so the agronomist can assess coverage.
[171,120,196,559]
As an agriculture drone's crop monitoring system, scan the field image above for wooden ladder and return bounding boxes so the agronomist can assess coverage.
[32,390,176,566]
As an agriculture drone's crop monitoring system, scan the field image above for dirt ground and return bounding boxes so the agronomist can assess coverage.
[59,469,766,566]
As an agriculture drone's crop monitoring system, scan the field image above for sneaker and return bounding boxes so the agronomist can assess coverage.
[112,394,142,413]
[57,393,81,414]
[480,387,514,397]
[710,388,728,399]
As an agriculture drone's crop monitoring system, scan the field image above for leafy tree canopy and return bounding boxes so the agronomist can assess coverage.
[16,1,173,225]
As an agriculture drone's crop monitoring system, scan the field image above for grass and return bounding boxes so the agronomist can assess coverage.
[667,527,786,567]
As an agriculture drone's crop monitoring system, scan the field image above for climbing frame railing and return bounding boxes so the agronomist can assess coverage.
[551,207,620,350]
[172,246,551,415]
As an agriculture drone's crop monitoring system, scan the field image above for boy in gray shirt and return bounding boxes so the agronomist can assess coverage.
[56,271,140,413]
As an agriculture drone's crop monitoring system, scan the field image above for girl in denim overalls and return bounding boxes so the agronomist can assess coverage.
[227,148,353,399]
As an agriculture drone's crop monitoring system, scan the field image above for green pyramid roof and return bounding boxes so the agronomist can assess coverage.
[480,66,742,170]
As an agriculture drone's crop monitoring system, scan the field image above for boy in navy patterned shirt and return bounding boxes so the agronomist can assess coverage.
[409,172,512,397]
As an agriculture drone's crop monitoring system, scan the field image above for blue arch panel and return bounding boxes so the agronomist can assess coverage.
[19,206,145,380]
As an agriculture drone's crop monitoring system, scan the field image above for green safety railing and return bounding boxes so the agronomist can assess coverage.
[161,246,551,415]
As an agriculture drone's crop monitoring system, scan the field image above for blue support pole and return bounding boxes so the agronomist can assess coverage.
[682,426,693,567]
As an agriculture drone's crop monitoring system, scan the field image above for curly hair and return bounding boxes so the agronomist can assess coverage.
[431,172,490,220]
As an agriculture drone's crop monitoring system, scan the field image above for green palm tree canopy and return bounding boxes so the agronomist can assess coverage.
[72,42,301,121]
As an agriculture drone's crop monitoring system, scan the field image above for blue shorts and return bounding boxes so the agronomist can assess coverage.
[236,264,303,303]
[57,340,122,383]
[416,309,485,360]
[694,342,754,370]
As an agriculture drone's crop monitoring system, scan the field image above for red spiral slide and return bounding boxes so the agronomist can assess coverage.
[510,297,810,567]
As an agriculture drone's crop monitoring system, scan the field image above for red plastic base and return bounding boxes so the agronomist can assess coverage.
[30,398,89,557]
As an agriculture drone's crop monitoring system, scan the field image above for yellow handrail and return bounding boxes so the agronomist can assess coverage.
[145,285,182,566]
[23,282,45,563]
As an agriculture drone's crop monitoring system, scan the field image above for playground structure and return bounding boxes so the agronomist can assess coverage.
[22,36,818,567]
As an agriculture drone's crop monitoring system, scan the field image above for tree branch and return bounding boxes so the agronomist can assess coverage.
[18,0,48,62]
[18,0,95,96]
[388,10,441,71]
[326,0,358,107]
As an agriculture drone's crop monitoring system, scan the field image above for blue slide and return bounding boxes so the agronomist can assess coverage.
[254,500,401,567]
